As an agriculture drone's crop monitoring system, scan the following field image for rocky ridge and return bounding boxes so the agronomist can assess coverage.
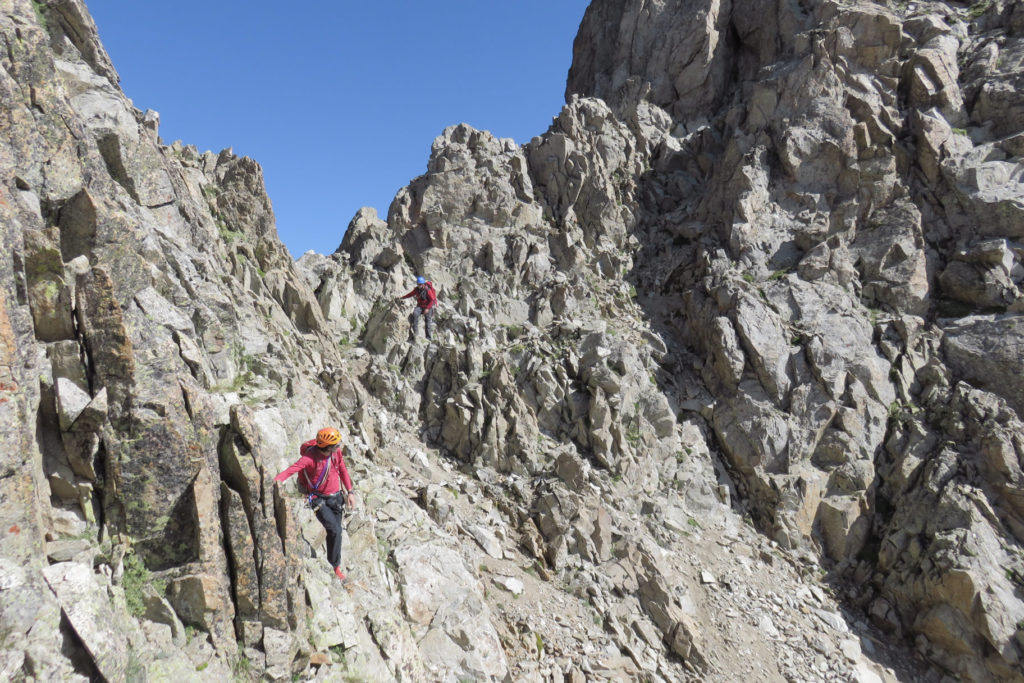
[1,0,1023,681]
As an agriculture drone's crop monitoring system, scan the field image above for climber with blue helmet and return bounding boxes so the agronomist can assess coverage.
[395,276,437,340]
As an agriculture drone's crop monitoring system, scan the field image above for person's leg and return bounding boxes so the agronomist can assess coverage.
[425,308,434,340]
[410,306,422,337]
[315,504,343,569]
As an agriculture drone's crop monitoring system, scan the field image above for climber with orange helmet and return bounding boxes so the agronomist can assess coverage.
[274,427,356,581]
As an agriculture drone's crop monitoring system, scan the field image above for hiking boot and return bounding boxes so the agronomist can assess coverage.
[333,566,347,582]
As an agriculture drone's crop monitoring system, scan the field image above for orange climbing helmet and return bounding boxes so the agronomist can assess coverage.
[315,427,341,448]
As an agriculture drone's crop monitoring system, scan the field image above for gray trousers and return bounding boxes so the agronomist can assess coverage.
[410,306,434,339]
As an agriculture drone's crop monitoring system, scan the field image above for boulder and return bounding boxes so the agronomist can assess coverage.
[942,315,1024,416]
[22,228,75,341]
[42,563,131,681]
[394,543,508,680]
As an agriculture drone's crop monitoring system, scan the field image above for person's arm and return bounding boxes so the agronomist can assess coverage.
[274,455,312,483]
[395,288,415,301]
[336,450,356,507]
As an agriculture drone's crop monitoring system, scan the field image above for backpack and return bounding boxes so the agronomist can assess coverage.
[417,281,437,308]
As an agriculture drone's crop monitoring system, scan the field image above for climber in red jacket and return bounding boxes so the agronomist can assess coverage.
[274,426,356,581]
[395,276,437,340]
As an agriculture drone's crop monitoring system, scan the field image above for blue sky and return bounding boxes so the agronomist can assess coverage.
[88,1,591,256]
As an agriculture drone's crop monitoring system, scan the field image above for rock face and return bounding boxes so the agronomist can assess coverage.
[560,1,1024,679]
[2,0,1024,681]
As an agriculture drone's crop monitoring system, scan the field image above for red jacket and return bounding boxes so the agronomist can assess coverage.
[400,282,437,310]
[275,440,353,496]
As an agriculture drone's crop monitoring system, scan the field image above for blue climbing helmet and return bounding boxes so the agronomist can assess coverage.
[417,276,425,284]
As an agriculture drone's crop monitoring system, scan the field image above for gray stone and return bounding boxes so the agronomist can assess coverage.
[394,543,508,680]
[942,315,1024,416]
[492,575,525,596]
[44,539,93,563]
[42,563,131,681]
[555,451,587,489]
[141,584,187,647]
[263,627,296,675]
[813,609,849,633]
[23,228,76,342]
[54,377,91,432]
[134,287,194,332]
[468,524,504,559]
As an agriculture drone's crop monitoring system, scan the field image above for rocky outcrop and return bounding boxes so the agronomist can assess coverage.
[2,0,344,677]
[3,0,1024,681]
[560,0,1024,679]
[311,0,1024,677]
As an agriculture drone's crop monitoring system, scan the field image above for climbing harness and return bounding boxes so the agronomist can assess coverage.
[302,454,331,509]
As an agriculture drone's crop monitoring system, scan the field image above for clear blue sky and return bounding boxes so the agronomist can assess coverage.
[88,1,591,256]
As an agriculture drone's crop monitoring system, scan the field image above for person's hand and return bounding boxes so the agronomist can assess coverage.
[346,492,356,509]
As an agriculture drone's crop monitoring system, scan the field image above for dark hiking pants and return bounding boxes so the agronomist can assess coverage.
[314,499,344,568]
[411,306,434,339]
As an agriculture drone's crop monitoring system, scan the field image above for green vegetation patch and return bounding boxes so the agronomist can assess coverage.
[218,222,244,244]
[31,0,48,30]
[122,551,166,618]
[967,0,991,19]
[233,654,252,679]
